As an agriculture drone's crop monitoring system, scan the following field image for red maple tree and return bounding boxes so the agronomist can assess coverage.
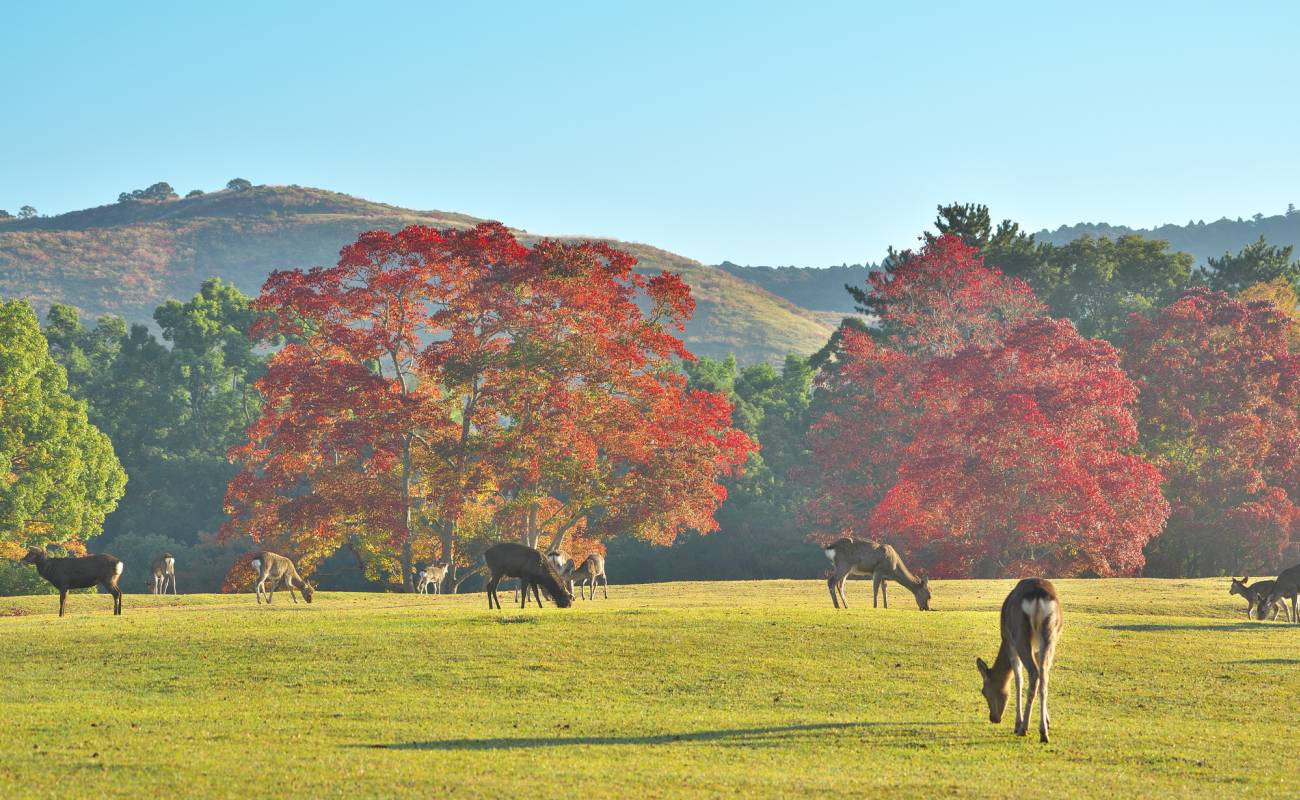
[806,235,1167,577]
[221,223,754,588]
[1123,288,1300,575]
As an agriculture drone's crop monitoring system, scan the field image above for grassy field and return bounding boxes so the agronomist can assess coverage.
[0,578,1296,798]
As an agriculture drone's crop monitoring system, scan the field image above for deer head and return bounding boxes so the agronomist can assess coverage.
[301,582,315,603]
[915,576,932,610]
[976,657,1009,723]
[1228,576,1249,596]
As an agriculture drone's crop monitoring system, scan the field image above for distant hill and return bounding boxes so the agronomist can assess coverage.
[1036,207,1300,263]
[714,262,877,316]
[0,185,835,364]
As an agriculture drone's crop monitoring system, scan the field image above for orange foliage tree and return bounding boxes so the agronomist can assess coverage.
[221,223,754,589]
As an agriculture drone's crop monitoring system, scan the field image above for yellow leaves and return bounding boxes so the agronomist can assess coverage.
[0,541,26,560]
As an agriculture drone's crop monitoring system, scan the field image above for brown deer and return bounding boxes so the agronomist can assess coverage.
[250,552,315,604]
[823,538,931,610]
[148,553,177,595]
[566,554,608,600]
[1229,576,1286,621]
[976,578,1063,743]
[482,543,573,610]
[21,547,124,617]
[1261,563,1300,624]
[412,563,449,595]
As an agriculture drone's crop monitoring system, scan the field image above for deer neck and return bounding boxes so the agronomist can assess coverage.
[989,639,1017,689]
[888,560,924,594]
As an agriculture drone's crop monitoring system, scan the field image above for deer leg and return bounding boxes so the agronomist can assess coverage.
[486,575,501,609]
[882,579,889,608]
[602,573,608,599]
[532,583,544,608]
[1012,658,1024,734]
[109,580,122,615]
[1020,665,1039,738]
[59,588,67,617]
[289,584,299,604]
[519,580,530,609]
[838,575,849,608]
[872,574,882,609]
[1038,644,1053,743]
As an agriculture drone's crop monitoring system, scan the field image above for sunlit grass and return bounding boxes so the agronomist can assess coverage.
[0,578,1295,798]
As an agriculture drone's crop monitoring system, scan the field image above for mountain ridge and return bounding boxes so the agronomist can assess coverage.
[0,185,835,364]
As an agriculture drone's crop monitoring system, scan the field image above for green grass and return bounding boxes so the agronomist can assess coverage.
[0,578,1295,798]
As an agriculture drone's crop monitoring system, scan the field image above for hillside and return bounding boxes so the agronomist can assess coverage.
[715,261,877,315]
[1037,207,1300,263]
[0,186,835,364]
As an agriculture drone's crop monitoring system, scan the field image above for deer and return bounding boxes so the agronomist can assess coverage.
[20,547,124,617]
[1229,576,1286,621]
[823,537,931,610]
[412,563,449,595]
[250,552,315,604]
[566,553,608,600]
[482,542,573,610]
[147,553,177,595]
[976,578,1063,743]
[1261,563,1300,624]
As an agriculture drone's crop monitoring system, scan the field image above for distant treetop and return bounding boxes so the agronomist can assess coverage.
[118,182,178,204]
[225,178,252,191]
[185,189,205,198]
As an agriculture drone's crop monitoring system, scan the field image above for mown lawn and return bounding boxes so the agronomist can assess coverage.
[0,578,1296,798]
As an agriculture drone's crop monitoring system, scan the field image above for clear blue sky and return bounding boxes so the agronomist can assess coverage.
[3,1,1298,266]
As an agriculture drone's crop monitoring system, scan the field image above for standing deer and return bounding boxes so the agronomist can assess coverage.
[148,553,177,595]
[566,554,608,600]
[20,547,124,617]
[823,538,931,610]
[1261,563,1300,624]
[412,563,449,595]
[250,552,315,604]
[976,578,1063,743]
[1229,576,1286,621]
[482,543,573,610]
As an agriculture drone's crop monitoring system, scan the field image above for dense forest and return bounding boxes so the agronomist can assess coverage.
[4,199,1300,594]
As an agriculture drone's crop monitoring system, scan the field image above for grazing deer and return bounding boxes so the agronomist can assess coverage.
[1229,576,1286,621]
[1261,563,1300,624]
[412,563,449,595]
[250,552,315,604]
[148,553,177,595]
[21,547,124,617]
[823,538,931,610]
[976,578,1062,743]
[482,543,573,610]
[566,554,608,600]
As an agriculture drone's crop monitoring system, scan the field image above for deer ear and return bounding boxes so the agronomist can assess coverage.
[976,657,989,678]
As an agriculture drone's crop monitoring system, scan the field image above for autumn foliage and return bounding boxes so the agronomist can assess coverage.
[806,235,1168,577]
[221,223,754,587]
[1124,289,1300,575]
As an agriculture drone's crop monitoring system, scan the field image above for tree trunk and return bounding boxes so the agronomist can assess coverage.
[525,504,540,549]
[401,435,415,591]
[440,520,457,593]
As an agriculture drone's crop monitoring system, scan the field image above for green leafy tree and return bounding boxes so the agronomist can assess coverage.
[17,206,37,219]
[0,300,125,550]
[41,281,265,590]
[1197,237,1300,294]
[225,178,252,191]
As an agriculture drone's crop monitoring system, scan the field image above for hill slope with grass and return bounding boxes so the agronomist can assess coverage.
[0,578,1293,798]
[0,186,834,363]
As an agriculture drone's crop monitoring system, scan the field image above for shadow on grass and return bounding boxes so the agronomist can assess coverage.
[361,721,963,752]
[1103,622,1277,633]
[1232,658,1300,665]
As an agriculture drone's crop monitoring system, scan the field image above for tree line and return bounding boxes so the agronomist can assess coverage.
[3,203,1299,592]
